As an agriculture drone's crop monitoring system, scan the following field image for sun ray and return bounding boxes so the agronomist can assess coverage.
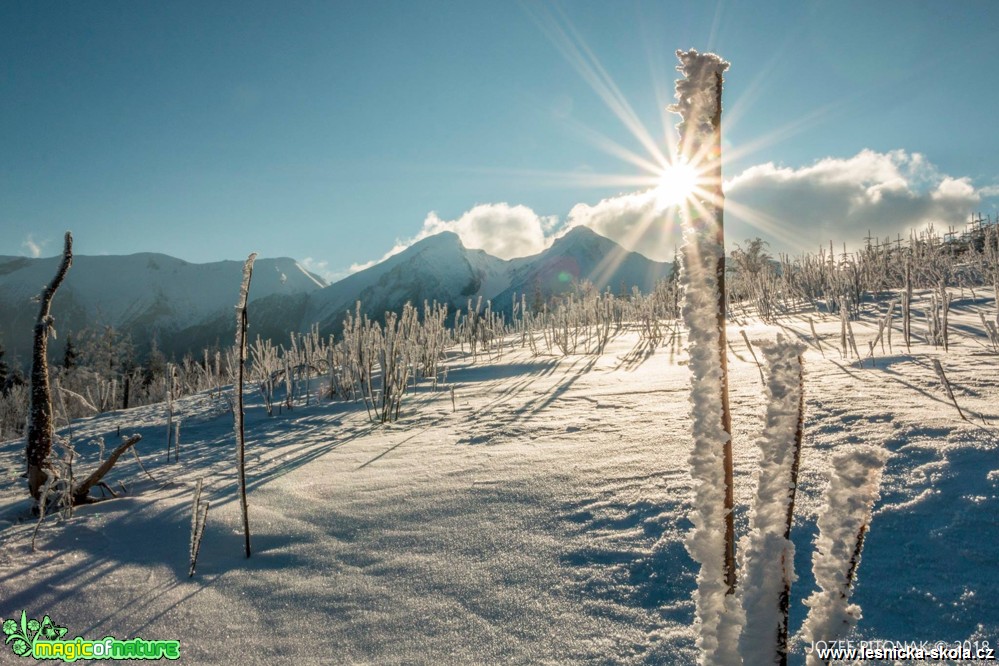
[558,115,670,175]
[720,197,817,253]
[456,5,853,265]
[524,3,669,168]
[452,166,659,190]
[722,102,841,167]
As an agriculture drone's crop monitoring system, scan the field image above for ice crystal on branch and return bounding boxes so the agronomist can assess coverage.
[740,335,806,664]
[802,445,888,663]
[672,50,730,159]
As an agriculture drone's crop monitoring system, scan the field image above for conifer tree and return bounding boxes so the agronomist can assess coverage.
[61,336,78,371]
[0,343,9,395]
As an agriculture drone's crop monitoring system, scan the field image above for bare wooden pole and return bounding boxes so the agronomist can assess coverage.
[710,70,737,595]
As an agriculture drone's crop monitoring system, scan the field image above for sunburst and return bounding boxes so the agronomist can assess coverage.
[655,159,701,209]
[505,4,839,262]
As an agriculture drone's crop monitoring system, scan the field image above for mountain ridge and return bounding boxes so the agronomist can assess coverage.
[0,229,672,365]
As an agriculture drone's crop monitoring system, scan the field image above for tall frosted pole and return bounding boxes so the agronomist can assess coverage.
[673,49,741,664]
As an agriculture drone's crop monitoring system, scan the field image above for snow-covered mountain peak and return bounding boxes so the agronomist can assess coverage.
[0,229,670,363]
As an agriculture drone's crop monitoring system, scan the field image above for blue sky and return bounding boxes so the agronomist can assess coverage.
[3,1,997,278]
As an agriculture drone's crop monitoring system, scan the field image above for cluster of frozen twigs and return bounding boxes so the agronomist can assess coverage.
[515,279,680,356]
[4,219,995,437]
[0,273,686,436]
[238,279,681,424]
[729,218,999,329]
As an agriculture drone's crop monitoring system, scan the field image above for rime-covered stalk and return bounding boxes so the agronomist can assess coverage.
[673,49,742,665]
[234,253,257,558]
[189,478,209,577]
[739,336,806,666]
[802,446,887,665]
[932,358,967,421]
[26,232,73,502]
[165,365,174,457]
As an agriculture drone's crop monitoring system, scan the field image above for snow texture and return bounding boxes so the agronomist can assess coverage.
[739,335,806,664]
[1,288,997,664]
[675,48,742,666]
[801,445,888,663]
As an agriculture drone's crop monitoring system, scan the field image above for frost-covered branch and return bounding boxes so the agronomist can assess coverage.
[740,336,806,665]
[802,445,888,664]
[234,252,257,559]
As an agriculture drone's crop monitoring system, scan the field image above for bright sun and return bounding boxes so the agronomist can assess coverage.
[655,161,699,208]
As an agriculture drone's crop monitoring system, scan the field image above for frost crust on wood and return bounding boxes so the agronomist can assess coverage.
[26,232,73,501]
[674,48,742,666]
[234,252,257,558]
[672,49,730,158]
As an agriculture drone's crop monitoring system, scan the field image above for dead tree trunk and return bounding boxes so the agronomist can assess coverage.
[26,232,73,502]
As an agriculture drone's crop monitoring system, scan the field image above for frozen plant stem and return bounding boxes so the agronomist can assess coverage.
[932,358,967,421]
[189,478,209,577]
[234,252,257,559]
[739,336,806,666]
[802,446,887,666]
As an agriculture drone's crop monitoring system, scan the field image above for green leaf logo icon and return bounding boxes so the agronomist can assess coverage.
[38,616,67,641]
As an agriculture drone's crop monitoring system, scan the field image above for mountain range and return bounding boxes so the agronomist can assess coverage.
[0,226,672,366]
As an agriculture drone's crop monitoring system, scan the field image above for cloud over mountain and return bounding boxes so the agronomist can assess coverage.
[422,204,558,260]
[563,189,682,262]
[347,203,558,274]
[336,149,988,275]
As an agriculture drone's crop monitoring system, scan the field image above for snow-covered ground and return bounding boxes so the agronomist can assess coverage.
[1,293,997,664]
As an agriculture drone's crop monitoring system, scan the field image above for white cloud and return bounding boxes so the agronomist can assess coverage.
[560,149,985,258]
[21,234,44,258]
[723,149,981,252]
[341,203,557,277]
[324,149,987,279]
[421,203,556,260]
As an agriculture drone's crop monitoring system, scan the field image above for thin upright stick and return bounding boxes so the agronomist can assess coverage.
[235,253,257,558]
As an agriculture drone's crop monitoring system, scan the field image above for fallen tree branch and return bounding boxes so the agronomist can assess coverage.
[72,434,141,504]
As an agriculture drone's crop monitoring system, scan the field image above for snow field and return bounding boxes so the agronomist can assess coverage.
[0,291,996,664]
